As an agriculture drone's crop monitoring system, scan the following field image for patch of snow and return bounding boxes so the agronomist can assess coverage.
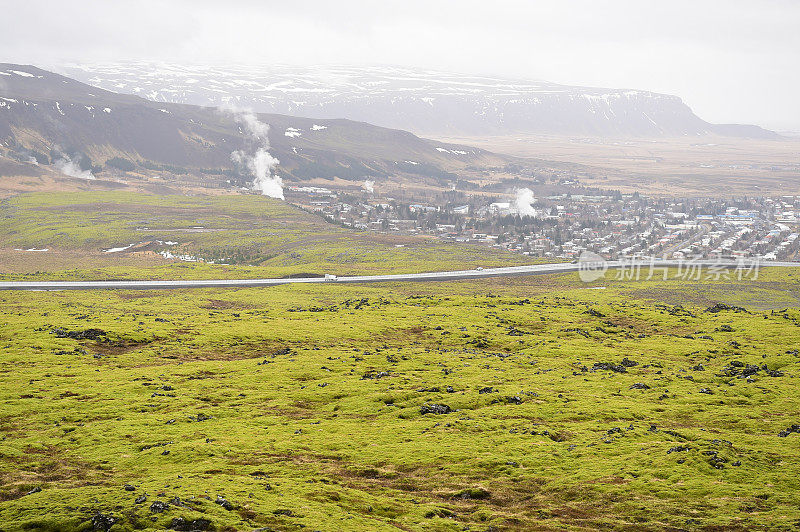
[159,250,202,262]
[103,244,135,253]
[9,70,34,77]
[311,124,327,130]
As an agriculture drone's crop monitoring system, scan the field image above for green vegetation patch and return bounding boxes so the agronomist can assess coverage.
[0,191,536,280]
[1,271,799,530]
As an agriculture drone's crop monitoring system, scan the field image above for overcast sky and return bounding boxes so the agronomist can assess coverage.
[2,0,798,130]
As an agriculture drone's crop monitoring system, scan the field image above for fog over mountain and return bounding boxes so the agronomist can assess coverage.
[3,63,565,188]
[60,63,778,139]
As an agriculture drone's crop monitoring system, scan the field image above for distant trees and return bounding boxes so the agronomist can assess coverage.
[105,156,136,172]
[141,161,190,175]
[6,146,49,165]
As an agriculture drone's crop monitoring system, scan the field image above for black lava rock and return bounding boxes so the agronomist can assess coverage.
[54,328,107,340]
[92,513,116,532]
[420,404,451,415]
[492,396,523,405]
[215,495,234,510]
[170,517,212,531]
[667,445,690,454]
[592,362,627,373]
[706,303,748,314]
[150,500,169,513]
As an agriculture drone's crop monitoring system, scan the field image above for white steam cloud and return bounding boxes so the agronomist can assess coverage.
[55,154,94,180]
[230,148,283,199]
[362,179,374,193]
[513,187,537,217]
[224,105,283,199]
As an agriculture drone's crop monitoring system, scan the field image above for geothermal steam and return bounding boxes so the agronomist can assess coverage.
[225,107,284,199]
[55,154,94,180]
[362,180,375,193]
[513,188,537,217]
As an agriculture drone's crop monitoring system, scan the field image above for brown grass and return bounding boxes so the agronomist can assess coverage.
[0,445,110,502]
[434,134,800,197]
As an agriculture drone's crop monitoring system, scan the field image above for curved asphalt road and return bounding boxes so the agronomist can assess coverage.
[0,260,797,291]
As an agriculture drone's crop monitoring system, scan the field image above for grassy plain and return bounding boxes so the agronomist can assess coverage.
[0,192,535,281]
[436,134,800,196]
[1,192,800,531]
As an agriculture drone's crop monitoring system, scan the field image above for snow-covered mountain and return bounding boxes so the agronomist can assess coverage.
[60,63,776,139]
[2,64,544,186]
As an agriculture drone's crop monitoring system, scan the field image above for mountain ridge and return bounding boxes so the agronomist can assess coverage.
[58,62,779,139]
[0,64,580,188]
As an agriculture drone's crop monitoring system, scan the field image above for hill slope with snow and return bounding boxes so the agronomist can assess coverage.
[2,64,570,187]
[59,63,777,139]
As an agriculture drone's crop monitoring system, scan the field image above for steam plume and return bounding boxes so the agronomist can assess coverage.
[223,105,283,199]
[513,187,536,217]
[55,154,94,180]
[362,179,375,193]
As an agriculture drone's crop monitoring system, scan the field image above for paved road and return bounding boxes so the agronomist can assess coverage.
[0,260,797,291]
